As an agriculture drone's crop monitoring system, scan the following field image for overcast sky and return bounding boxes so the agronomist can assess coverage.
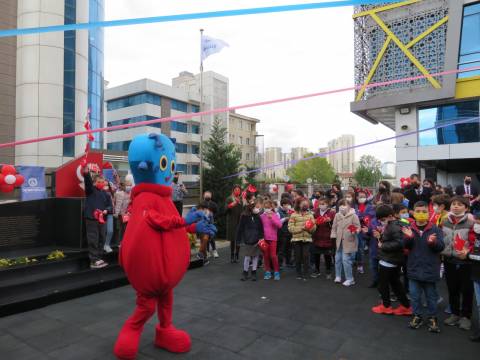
[104,0,396,163]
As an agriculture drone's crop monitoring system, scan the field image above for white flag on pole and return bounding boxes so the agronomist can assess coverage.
[201,35,229,61]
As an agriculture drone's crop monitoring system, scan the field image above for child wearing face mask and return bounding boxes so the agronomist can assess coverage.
[430,194,450,228]
[352,190,372,275]
[402,201,445,333]
[393,203,412,293]
[237,196,264,281]
[311,198,336,279]
[288,198,316,280]
[277,198,294,268]
[331,199,361,286]
[371,205,412,316]
[441,196,475,331]
[260,200,283,280]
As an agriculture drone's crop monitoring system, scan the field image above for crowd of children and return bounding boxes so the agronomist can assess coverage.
[229,174,480,341]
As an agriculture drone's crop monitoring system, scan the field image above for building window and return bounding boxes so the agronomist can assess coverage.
[239,120,243,129]
[107,115,159,130]
[107,92,161,111]
[191,124,200,134]
[63,0,76,157]
[176,163,187,173]
[107,140,131,151]
[239,136,243,145]
[190,165,200,175]
[459,3,480,78]
[175,143,188,153]
[246,153,250,161]
[246,137,250,145]
[250,123,254,131]
[171,121,188,133]
[191,144,200,154]
[418,100,480,146]
[171,99,188,112]
[191,105,200,113]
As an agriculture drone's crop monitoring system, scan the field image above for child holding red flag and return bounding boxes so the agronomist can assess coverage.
[441,196,475,331]
[311,197,336,279]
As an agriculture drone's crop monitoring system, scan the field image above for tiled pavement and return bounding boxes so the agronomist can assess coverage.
[1,248,478,360]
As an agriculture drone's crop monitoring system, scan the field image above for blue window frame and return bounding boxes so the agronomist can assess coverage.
[175,143,188,153]
[107,140,131,151]
[107,92,161,111]
[176,164,187,173]
[191,144,200,154]
[458,3,480,78]
[192,105,200,113]
[418,100,480,146]
[63,0,76,157]
[171,121,188,133]
[107,115,159,130]
[191,124,200,134]
[171,99,188,112]
[190,165,200,175]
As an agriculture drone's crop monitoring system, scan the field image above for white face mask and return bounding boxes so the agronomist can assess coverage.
[358,197,366,204]
[474,223,480,234]
[339,206,348,214]
[264,208,272,214]
[125,186,132,193]
[252,208,260,214]
[346,197,353,203]
[449,211,465,218]
[319,205,328,211]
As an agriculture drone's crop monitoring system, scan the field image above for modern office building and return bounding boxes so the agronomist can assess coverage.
[11,0,105,167]
[105,79,201,183]
[327,135,355,174]
[228,111,260,168]
[351,1,480,186]
[264,147,285,180]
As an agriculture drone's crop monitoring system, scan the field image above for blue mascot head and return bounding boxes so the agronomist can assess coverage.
[128,133,176,186]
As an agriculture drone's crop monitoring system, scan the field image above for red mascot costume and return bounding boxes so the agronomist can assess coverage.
[113,133,215,359]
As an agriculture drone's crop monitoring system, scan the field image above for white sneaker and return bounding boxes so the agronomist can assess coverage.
[342,279,355,287]
[90,260,108,269]
[334,277,342,283]
[104,245,113,253]
[213,250,219,258]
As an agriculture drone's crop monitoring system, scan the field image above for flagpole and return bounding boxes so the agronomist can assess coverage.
[199,28,204,202]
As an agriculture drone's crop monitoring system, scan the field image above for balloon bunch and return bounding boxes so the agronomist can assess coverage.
[400,177,411,189]
[0,165,24,193]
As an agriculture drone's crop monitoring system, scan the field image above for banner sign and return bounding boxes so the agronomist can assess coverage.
[17,166,47,201]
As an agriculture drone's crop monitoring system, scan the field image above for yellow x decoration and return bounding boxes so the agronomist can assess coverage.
[353,0,449,101]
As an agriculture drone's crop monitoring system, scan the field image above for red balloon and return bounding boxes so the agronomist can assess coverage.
[15,175,24,187]
[0,184,14,193]
[0,174,4,184]
[1,165,16,176]
[285,183,294,192]
[305,219,315,231]
[103,161,113,169]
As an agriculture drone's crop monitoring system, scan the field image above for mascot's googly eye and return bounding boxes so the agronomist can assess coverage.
[159,156,168,171]
[171,160,175,173]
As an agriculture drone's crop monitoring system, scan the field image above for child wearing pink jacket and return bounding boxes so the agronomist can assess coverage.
[260,200,283,280]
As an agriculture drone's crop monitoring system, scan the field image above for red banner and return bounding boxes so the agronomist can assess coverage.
[55,152,103,198]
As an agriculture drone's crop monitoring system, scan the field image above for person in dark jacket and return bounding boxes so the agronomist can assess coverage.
[311,197,335,278]
[83,168,112,269]
[371,205,412,316]
[202,191,219,259]
[403,201,445,333]
[236,195,264,281]
[404,173,432,211]
[277,197,293,268]
[355,189,376,275]
[226,185,243,263]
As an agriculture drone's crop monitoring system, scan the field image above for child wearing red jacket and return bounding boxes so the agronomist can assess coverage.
[311,197,335,279]
[260,200,283,280]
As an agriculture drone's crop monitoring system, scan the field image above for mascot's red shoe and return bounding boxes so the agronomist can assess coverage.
[154,325,191,353]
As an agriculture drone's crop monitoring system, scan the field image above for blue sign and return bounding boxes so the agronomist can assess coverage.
[18,166,47,201]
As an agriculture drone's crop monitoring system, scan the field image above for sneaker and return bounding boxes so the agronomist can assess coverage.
[357,266,365,274]
[251,271,257,281]
[427,317,441,333]
[310,271,320,278]
[409,315,424,329]
[458,317,472,331]
[393,305,413,316]
[390,295,398,303]
[103,245,113,254]
[342,279,355,287]
[443,314,460,326]
[274,272,280,281]
[334,277,342,284]
[372,304,394,315]
[203,259,210,266]
[296,276,303,280]
[213,250,219,258]
[264,271,272,280]
[90,260,108,269]
[240,271,249,281]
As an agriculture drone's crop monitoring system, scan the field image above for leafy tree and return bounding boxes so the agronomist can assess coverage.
[286,154,336,184]
[202,117,241,237]
[354,155,382,187]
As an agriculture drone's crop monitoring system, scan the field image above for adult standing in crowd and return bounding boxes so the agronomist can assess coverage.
[374,181,392,205]
[172,172,188,216]
[456,175,478,200]
[404,173,432,210]
[226,185,243,263]
[114,182,131,244]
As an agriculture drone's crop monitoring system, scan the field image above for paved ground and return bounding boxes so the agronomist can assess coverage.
[1,247,478,360]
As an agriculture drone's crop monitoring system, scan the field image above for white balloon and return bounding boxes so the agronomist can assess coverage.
[4,174,16,185]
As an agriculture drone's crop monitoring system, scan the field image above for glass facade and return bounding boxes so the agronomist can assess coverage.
[88,0,105,149]
[107,92,161,111]
[107,140,131,151]
[171,99,188,112]
[175,143,188,153]
[176,164,187,173]
[190,165,200,175]
[63,0,76,157]
[107,115,159,129]
[459,3,480,78]
[191,124,200,134]
[418,100,480,146]
[171,121,188,133]
[191,144,200,154]
[192,105,200,113]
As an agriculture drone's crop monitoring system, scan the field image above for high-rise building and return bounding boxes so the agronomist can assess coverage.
[291,147,309,162]
[11,0,105,167]
[351,1,480,186]
[318,147,329,158]
[229,111,259,169]
[264,147,284,180]
[327,135,355,173]
[105,79,201,182]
